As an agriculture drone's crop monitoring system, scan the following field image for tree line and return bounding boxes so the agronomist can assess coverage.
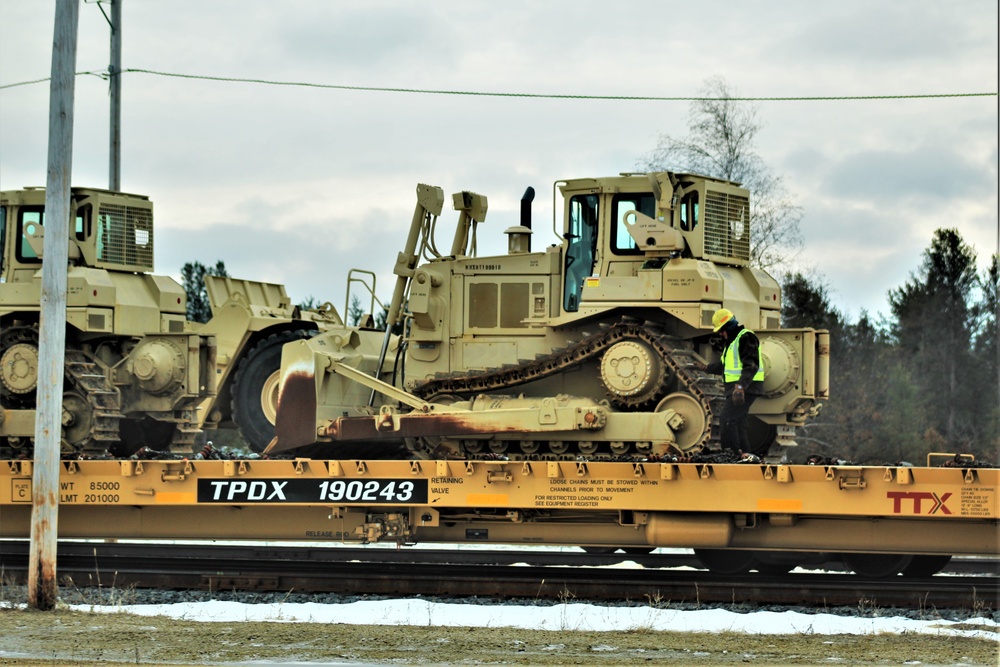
[782,231,998,464]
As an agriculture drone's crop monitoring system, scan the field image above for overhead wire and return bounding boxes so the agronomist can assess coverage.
[1,68,996,101]
[1,70,108,89]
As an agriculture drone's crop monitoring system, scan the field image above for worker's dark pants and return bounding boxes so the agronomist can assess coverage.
[720,392,759,454]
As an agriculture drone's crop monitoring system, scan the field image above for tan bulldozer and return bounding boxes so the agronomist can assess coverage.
[271,172,829,461]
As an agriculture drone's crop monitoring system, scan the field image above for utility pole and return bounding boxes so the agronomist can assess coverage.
[29,0,80,610]
[109,0,121,191]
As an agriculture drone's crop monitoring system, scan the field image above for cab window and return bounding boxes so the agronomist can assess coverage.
[563,194,599,312]
[17,208,43,262]
[0,206,6,275]
[680,191,699,231]
[611,193,656,255]
[14,205,87,263]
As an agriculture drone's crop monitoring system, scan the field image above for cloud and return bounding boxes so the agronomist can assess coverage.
[270,4,460,75]
[773,2,996,67]
[826,146,992,203]
[1,0,996,326]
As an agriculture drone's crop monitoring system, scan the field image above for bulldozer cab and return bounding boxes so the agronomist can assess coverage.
[557,172,751,314]
[0,187,155,284]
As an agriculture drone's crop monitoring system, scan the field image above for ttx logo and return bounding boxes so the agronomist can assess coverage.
[886,491,952,514]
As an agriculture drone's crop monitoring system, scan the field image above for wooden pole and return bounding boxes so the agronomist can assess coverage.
[109,0,121,191]
[29,0,80,611]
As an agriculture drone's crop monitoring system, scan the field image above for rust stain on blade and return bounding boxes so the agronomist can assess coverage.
[267,369,318,455]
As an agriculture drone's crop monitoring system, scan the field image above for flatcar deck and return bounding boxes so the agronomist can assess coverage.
[1,459,996,556]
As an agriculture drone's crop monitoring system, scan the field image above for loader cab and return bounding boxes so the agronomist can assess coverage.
[0,187,155,284]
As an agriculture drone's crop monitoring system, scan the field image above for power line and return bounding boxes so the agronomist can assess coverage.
[1,70,106,89]
[2,67,997,101]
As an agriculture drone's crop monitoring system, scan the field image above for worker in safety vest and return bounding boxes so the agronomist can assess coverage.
[702,308,765,455]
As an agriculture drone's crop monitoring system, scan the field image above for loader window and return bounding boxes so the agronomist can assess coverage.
[611,193,655,255]
[563,194,599,312]
[16,208,43,263]
[14,207,87,264]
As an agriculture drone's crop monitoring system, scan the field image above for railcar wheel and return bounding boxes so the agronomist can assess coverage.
[582,547,617,555]
[901,555,952,577]
[622,547,655,555]
[694,548,758,575]
[753,553,798,574]
[841,553,913,578]
[754,562,795,575]
[232,329,315,452]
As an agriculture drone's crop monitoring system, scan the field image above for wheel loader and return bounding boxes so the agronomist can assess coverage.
[0,186,357,457]
[269,171,829,461]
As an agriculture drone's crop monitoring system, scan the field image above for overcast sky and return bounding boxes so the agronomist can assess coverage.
[1,1,997,321]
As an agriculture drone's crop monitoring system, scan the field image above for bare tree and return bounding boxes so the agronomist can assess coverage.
[637,76,803,270]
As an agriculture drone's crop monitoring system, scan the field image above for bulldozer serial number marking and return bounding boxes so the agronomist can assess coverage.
[197,479,428,504]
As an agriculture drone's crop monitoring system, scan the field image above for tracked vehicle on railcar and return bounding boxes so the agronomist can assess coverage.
[272,171,829,461]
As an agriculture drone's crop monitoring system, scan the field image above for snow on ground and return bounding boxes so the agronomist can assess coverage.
[15,541,996,641]
[71,599,999,642]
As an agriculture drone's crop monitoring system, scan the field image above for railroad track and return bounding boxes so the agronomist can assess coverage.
[1,542,995,610]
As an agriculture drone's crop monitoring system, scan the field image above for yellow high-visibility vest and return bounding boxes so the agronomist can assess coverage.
[723,329,765,384]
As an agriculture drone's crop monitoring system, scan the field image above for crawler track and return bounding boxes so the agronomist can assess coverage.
[410,319,725,459]
[1,542,993,610]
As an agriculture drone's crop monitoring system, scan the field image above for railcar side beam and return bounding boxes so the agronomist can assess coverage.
[0,459,995,556]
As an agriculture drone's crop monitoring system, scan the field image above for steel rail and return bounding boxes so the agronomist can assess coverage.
[1,541,994,610]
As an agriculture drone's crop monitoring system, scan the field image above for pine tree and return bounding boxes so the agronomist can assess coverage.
[181,260,229,323]
[888,229,980,453]
[971,255,999,457]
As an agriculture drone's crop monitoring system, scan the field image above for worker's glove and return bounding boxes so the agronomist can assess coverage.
[732,384,746,406]
[693,361,708,372]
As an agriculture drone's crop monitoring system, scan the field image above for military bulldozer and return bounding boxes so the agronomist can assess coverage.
[0,186,355,457]
[270,171,829,461]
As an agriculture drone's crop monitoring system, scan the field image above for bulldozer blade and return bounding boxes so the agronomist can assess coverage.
[268,361,318,455]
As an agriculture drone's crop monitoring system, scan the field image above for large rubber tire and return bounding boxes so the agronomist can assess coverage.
[231,329,315,453]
